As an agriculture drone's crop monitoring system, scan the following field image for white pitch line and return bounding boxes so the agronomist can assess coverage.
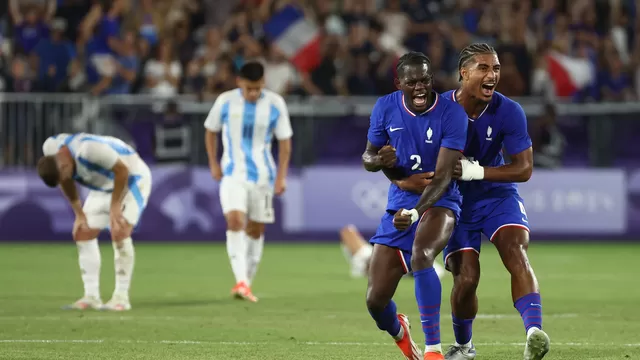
[0,340,638,347]
[0,313,580,322]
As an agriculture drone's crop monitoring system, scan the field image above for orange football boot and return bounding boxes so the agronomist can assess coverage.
[395,314,422,360]
[424,352,444,360]
[231,281,258,302]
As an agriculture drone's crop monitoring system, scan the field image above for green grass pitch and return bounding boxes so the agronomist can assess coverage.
[0,242,639,359]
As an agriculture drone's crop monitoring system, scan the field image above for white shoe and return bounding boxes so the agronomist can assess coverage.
[524,328,550,360]
[62,296,103,310]
[100,294,131,311]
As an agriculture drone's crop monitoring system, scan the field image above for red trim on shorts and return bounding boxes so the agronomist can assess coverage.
[397,249,409,274]
[489,224,530,242]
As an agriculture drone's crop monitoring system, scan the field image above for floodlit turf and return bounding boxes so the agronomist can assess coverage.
[0,242,639,359]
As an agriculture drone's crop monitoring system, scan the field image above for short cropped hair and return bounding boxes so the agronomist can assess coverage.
[238,61,264,82]
[457,43,497,81]
[37,156,60,188]
[396,51,431,76]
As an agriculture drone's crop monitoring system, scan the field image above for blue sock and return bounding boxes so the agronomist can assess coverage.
[452,314,474,345]
[414,267,441,346]
[368,300,402,337]
[514,293,543,333]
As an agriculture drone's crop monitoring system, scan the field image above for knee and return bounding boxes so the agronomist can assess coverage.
[500,242,533,275]
[410,247,437,271]
[226,214,244,232]
[245,221,264,239]
[366,287,389,312]
[454,269,480,295]
[73,228,99,242]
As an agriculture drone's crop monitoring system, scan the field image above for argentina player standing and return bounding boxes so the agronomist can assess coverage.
[363,52,467,360]
[37,133,152,311]
[204,62,292,303]
[441,44,550,360]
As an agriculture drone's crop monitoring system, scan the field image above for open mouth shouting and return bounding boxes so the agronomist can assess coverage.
[413,92,428,108]
[481,82,496,98]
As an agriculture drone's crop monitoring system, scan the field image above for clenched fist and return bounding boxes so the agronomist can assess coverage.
[377,145,397,168]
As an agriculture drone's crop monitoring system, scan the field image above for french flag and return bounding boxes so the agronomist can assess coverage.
[263,5,322,73]
[545,51,595,97]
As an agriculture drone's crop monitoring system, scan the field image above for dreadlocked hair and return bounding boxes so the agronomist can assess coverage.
[396,51,431,76]
[457,43,497,81]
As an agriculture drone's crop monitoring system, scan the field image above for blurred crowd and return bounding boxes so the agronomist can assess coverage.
[0,0,638,101]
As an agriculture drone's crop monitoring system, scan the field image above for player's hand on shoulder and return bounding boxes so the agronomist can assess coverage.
[377,145,397,168]
[393,208,413,231]
[395,172,434,194]
[275,177,286,196]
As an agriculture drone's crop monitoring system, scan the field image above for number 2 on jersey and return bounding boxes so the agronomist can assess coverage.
[410,154,422,171]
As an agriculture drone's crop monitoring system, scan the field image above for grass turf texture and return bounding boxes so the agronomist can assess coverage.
[0,242,639,360]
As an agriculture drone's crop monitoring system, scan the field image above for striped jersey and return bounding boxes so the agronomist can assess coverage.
[204,88,293,186]
[42,133,151,192]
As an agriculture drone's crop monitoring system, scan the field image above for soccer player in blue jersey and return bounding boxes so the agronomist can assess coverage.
[439,44,550,360]
[362,51,468,360]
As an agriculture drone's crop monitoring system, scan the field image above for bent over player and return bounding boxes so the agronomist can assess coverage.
[363,51,467,360]
[442,44,549,360]
[204,61,292,303]
[37,133,152,311]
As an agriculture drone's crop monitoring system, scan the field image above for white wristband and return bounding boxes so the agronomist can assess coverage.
[460,159,485,181]
[401,208,420,224]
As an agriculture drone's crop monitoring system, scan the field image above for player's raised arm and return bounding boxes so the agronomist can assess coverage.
[411,105,468,218]
[273,95,293,195]
[460,102,533,183]
[204,93,225,181]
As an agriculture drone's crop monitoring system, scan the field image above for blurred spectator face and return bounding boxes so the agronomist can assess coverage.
[355,54,369,76]
[12,59,27,79]
[51,20,67,41]
[138,38,151,58]
[540,0,556,12]
[608,55,623,74]
[123,31,137,52]
[268,45,286,62]
[237,77,265,103]
[25,8,39,25]
[460,53,500,102]
[206,28,221,47]
[385,0,401,11]
[245,40,263,59]
[158,42,172,61]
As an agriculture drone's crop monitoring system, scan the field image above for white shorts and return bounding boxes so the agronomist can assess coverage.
[219,177,275,224]
[84,175,152,230]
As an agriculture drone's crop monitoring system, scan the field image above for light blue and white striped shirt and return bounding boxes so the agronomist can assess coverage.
[204,88,293,186]
[42,133,151,192]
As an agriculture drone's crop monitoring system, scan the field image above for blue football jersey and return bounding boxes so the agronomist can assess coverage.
[367,90,468,211]
[442,90,533,201]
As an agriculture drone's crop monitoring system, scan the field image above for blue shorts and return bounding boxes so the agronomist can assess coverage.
[370,197,461,273]
[443,195,530,270]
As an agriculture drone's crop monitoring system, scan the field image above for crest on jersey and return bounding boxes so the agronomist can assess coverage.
[426,127,433,144]
[486,126,493,141]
